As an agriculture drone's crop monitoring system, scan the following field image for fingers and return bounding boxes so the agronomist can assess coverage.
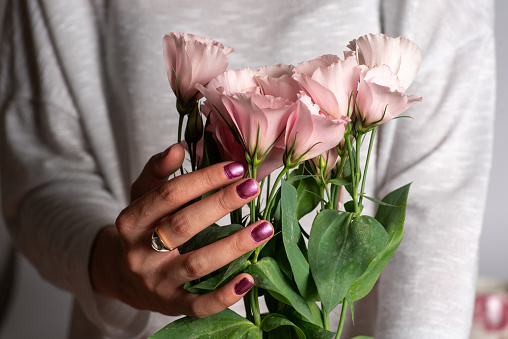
[155,178,260,249]
[170,221,273,285]
[130,144,185,202]
[118,160,247,238]
[177,273,255,318]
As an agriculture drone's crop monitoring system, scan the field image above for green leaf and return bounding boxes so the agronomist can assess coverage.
[278,308,335,338]
[351,337,373,339]
[184,255,251,294]
[179,224,243,254]
[286,174,315,184]
[349,183,410,301]
[260,314,306,339]
[290,164,321,219]
[361,194,401,207]
[149,308,262,339]
[244,257,314,322]
[308,211,388,313]
[281,180,319,301]
[328,178,351,186]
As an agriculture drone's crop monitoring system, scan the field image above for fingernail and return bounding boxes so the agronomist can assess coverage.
[160,144,178,158]
[224,162,244,179]
[236,179,259,199]
[234,277,254,295]
[250,222,273,243]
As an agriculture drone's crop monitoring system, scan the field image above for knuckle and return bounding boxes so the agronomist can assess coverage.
[188,301,209,318]
[182,253,207,280]
[201,167,219,190]
[229,235,248,256]
[157,183,180,205]
[214,191,234,214]
[167,213,192,240]
[115,208,133,232]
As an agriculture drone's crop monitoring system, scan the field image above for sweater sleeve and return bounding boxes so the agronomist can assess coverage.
[0,1,152,337]
[372,1,496,338]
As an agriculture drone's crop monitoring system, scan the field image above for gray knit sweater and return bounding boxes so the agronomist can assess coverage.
[0,0,496,338]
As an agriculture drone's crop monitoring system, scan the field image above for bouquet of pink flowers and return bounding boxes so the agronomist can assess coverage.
[151,32,422,339]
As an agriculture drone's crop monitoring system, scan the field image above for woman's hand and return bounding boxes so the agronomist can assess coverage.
[89,144,273,317]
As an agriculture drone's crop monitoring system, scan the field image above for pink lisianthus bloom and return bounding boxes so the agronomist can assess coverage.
[221,92,295,162]
[355,65,422,127]
[197,66,300,180]
[293,55,360,120]
[255,64,301,101]
[163,32,234,113]
[285,94,349,166]
[348,33,421,90]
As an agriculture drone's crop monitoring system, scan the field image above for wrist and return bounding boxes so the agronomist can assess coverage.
[89,225,123,299]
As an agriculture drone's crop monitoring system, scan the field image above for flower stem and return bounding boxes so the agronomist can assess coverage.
[344,132,359,214]
[359,127,376,206]
[177,114,185,175]
[336,298,348,339]
[321,306,330,331]
[250,287,261,327]
[262,167,289,221]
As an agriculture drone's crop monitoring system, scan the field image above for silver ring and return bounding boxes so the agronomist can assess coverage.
[151,228,175,252]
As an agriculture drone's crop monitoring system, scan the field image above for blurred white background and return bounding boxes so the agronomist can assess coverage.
[0,1,507,338]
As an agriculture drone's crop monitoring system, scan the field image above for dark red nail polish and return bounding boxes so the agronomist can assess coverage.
[250,222,273,243]
[161,143,178,158]
[224,162,244,179]
[236,179,259,199]
[234,277,254,295]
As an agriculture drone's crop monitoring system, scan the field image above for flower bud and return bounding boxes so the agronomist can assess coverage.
[185,104,204,144]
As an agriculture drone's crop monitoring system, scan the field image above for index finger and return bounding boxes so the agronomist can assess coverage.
[116,161,246,236]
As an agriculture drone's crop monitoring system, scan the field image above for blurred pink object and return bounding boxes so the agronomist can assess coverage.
[471,278,508,339]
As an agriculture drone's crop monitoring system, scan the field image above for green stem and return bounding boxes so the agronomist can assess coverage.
[332,156,347,209]
[344,133,359,214]
[177,114,185,175]
[359,127,376,207]
[250,287,261,327]
[262,167,289,221]
[321,306,330,331]
[335,298,348,339]
[244,293,253,322]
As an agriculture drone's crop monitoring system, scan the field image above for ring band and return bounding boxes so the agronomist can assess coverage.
[151,228,175,252]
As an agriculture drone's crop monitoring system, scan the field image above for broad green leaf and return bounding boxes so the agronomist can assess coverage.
[308,211,388,313]
[184,256,251,294]
[149,308,262,339]
[349,184,410,301]
[281,180,319,301]
[286,174,314,184]
[179,224,243,254]
[260,314,305,339]
[279,307,335,338]
[244,257,314,322]
[351,337,373,339]
[290,164,321,219]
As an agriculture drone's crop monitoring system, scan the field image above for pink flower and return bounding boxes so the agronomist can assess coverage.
[356,65,422,127]
[348,33,421,90]
[285,95,349,165]
[293,55,360,120]
[255,64,301,101]
[204,93,289,181]
[196,68,259,123]
[163,32,234,112]
[221,92,295,161]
